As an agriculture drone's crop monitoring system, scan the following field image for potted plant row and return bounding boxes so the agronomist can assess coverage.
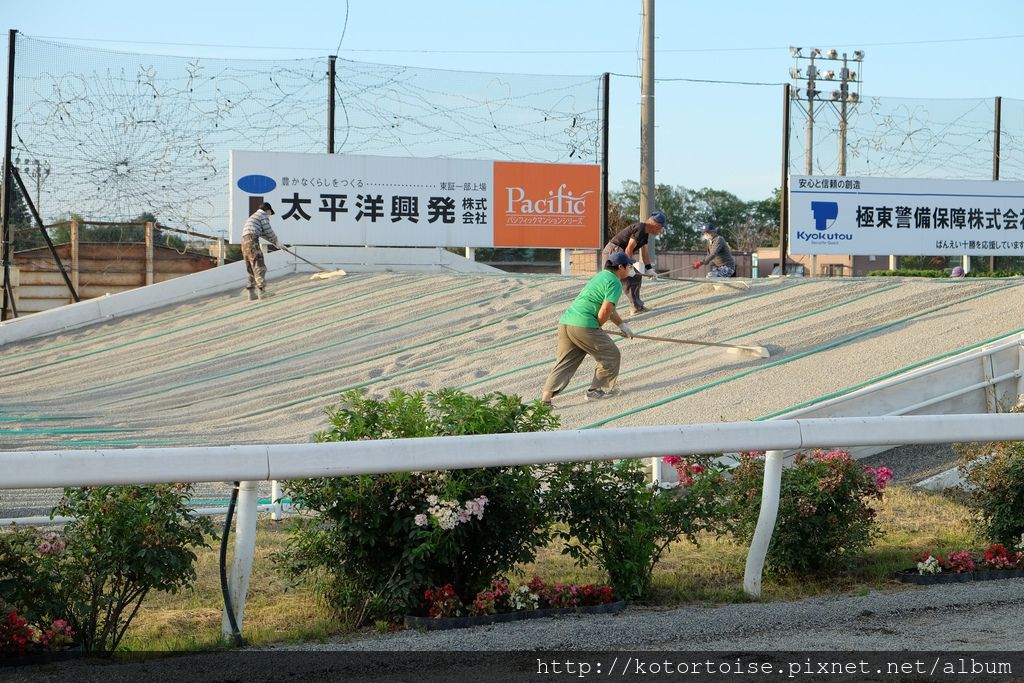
[0,611,79,666]
[896,544,1024,585]
[404,577,625,631]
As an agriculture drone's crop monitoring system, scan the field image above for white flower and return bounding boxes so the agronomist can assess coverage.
[510,586,539,611]
[414,514,428,527]
[916,555,942,575]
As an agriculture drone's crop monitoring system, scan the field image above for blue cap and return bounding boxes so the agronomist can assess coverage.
[649,211,667,226]
[609,251,637,267]
[702,223,717,232]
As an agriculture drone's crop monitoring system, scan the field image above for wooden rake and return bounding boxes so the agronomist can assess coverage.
[272,243,347,280]
[609,330,770,359]
[643,268,750,290]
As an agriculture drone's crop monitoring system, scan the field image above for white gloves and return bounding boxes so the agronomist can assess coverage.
[276,242,286,250]
[618,322,635,338]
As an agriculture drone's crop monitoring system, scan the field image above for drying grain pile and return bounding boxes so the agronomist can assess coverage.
[2,272,1022,454]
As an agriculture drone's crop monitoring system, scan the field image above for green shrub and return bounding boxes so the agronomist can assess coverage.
[727,450,889,575]
[0,485,213,655]
[868,268,1023,278]
[958,419,1024,547]
[867,269,947,277]
[544,456,730,601]
[277,388,558,625]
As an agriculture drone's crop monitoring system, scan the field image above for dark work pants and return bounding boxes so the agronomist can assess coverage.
[602,243,643,309]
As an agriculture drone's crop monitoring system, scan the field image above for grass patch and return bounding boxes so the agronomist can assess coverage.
[119,520,335,652]
[121,485,983,649]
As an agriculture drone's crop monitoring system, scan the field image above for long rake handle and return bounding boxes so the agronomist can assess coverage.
[642,270,749,290]
[273,243,329,273]
[609,330,765,354]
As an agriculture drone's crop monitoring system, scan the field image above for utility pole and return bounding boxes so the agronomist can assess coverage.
[804,53,817,177]
[15,157,50,220]
[639,0,655,223]
[788,47,863,276]
[838,54,849,176]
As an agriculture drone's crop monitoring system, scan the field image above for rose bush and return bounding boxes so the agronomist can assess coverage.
[0,485,212,656]
[957,419,1024,548]
[727,449,888,575]
[276,389,557,625]
[545,454,730,600]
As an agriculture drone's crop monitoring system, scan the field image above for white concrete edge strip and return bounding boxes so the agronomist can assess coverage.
[0,254,292,346]
[4,414,1024,490]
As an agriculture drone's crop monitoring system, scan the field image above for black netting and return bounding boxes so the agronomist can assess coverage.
[8,34,602,235]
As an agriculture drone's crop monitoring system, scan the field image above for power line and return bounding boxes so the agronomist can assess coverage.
[333,0,349,56]
[610,74,784,86]
[28,32,1024,56]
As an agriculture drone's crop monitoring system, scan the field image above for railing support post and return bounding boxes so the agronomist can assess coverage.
[270,479,283,521]
[743,449,785,597]
[222,480,258,640]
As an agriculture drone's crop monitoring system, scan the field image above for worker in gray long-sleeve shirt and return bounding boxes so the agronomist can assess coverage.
[241,202,284,300]
[692,223,736,278]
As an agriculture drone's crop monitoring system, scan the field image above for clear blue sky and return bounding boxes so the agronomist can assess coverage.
[5,0,1023,202]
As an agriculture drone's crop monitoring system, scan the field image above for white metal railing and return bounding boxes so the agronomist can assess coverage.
[4,413,1024,639]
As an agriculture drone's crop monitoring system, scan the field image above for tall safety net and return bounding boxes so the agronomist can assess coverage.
[8,35,603,234]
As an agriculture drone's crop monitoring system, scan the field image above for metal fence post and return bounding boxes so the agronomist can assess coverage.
[222,480,259,640]
[742,449,785,597]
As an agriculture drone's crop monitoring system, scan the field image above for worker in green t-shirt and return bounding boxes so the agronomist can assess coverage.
[540,251,637,406]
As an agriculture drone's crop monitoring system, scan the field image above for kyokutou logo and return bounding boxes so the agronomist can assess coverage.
[796,200,851,242]
[811,201,839,230]
[505,183,592,226]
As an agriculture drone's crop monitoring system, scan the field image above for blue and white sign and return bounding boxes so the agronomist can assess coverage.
[229,150,493,247]
[789,175,1024,255]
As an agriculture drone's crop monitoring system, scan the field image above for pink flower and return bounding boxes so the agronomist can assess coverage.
[945,550,975,573]
[414,514,428,526]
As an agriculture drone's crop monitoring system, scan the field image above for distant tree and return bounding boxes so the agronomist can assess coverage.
[4,175,46,252]
[747,189,781,248]
[606,197,633,242]
[609,181,697,250]
[684,188,749,246]
[49,214,84,245]
[610,181,783,252]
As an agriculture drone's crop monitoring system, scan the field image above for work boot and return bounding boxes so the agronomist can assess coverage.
[585,387,621,401]
[245,288,257,301]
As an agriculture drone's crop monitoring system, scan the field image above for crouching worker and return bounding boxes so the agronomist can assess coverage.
[540,252,637,406]
[692,223,736,278]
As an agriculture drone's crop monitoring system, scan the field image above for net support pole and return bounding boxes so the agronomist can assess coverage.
[327,55,337,154]
[2,30,18,321]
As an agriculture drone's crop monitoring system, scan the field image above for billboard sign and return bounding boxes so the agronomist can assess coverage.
[229,151,601,249]
[789,175,1024,255]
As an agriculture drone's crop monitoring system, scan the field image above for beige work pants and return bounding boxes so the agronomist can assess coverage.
[542,324,621,397]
